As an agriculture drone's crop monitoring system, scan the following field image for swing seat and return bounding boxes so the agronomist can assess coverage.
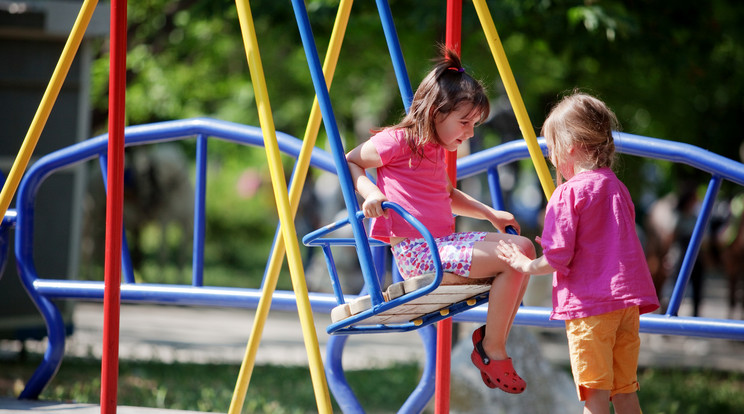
[303,203,514,334]
[330,272,491,326]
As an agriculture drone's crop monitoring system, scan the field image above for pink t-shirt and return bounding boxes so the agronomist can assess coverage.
[368,128,454,243]
[541,168,659,320]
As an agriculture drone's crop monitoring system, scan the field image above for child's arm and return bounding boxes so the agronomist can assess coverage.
[496,240,555,275]
[346,141,388,218]
[449,185,520,234]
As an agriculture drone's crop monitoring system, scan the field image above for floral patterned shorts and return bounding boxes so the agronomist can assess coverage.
[391,231,487,280]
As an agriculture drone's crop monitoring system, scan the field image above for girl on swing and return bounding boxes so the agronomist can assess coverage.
[346,46,535,394]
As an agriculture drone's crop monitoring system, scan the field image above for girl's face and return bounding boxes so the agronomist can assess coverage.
[434,104,481,152]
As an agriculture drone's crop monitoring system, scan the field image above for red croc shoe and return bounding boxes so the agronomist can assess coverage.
[470,325,526,394]
[471,325,497,388]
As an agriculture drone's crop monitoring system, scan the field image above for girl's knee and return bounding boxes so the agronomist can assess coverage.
[512,235,536,259]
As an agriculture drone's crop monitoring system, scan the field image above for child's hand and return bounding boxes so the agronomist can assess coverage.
[362,192,389,218]
[489,210,521,235]
[496,240,533,273]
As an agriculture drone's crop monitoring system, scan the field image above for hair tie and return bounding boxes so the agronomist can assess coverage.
[447,66,465,73]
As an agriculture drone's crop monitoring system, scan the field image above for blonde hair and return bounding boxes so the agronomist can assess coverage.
[379,45,489,161]
[542,91,618,183]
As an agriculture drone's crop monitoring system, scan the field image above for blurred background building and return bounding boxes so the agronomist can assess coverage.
[0,0,108,342]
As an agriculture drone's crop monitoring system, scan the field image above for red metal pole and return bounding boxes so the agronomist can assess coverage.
[101,0,127,412]
[445,0,462,56]
[436,1,461,413]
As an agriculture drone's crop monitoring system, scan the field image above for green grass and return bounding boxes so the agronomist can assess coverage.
[635,367,744,414]
[3,355,744,413]
[1,355,420,413]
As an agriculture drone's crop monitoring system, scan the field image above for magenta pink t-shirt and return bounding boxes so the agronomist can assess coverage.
[368,128,454,243]
[541,168,660,320]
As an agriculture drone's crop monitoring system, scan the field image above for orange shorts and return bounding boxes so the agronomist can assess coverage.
[565,306,641,401]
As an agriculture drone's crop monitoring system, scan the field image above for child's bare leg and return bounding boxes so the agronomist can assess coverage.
[481,269,527,359]
[469,234,535,360]
[506,270,531,337]
[583,388,611,414]
[612,392,641,414]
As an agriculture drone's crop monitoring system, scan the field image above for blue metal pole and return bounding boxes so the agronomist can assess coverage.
[290,0,383,304]
[375,0,413,109]
[192,134,207,286]
[324,335,363,413]
[666,175,722,316]
[487,166,505,210]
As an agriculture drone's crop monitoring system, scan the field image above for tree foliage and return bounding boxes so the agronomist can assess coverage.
[90,0,744,206]
[94,1,743,144]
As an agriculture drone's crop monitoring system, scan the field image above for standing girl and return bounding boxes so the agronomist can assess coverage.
[496,91,659,413]
[346,46,535,394]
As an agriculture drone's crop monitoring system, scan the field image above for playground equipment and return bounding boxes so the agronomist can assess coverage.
[6,118,744,410]
[3,1,744,414]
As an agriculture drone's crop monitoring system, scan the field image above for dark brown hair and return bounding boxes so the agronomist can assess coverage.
[380,45,490,161]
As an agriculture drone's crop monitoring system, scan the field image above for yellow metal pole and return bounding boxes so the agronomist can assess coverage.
[0,0,99,219]
[228,0,352,411]
[471,0,555,199]
[230,1,333,413]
